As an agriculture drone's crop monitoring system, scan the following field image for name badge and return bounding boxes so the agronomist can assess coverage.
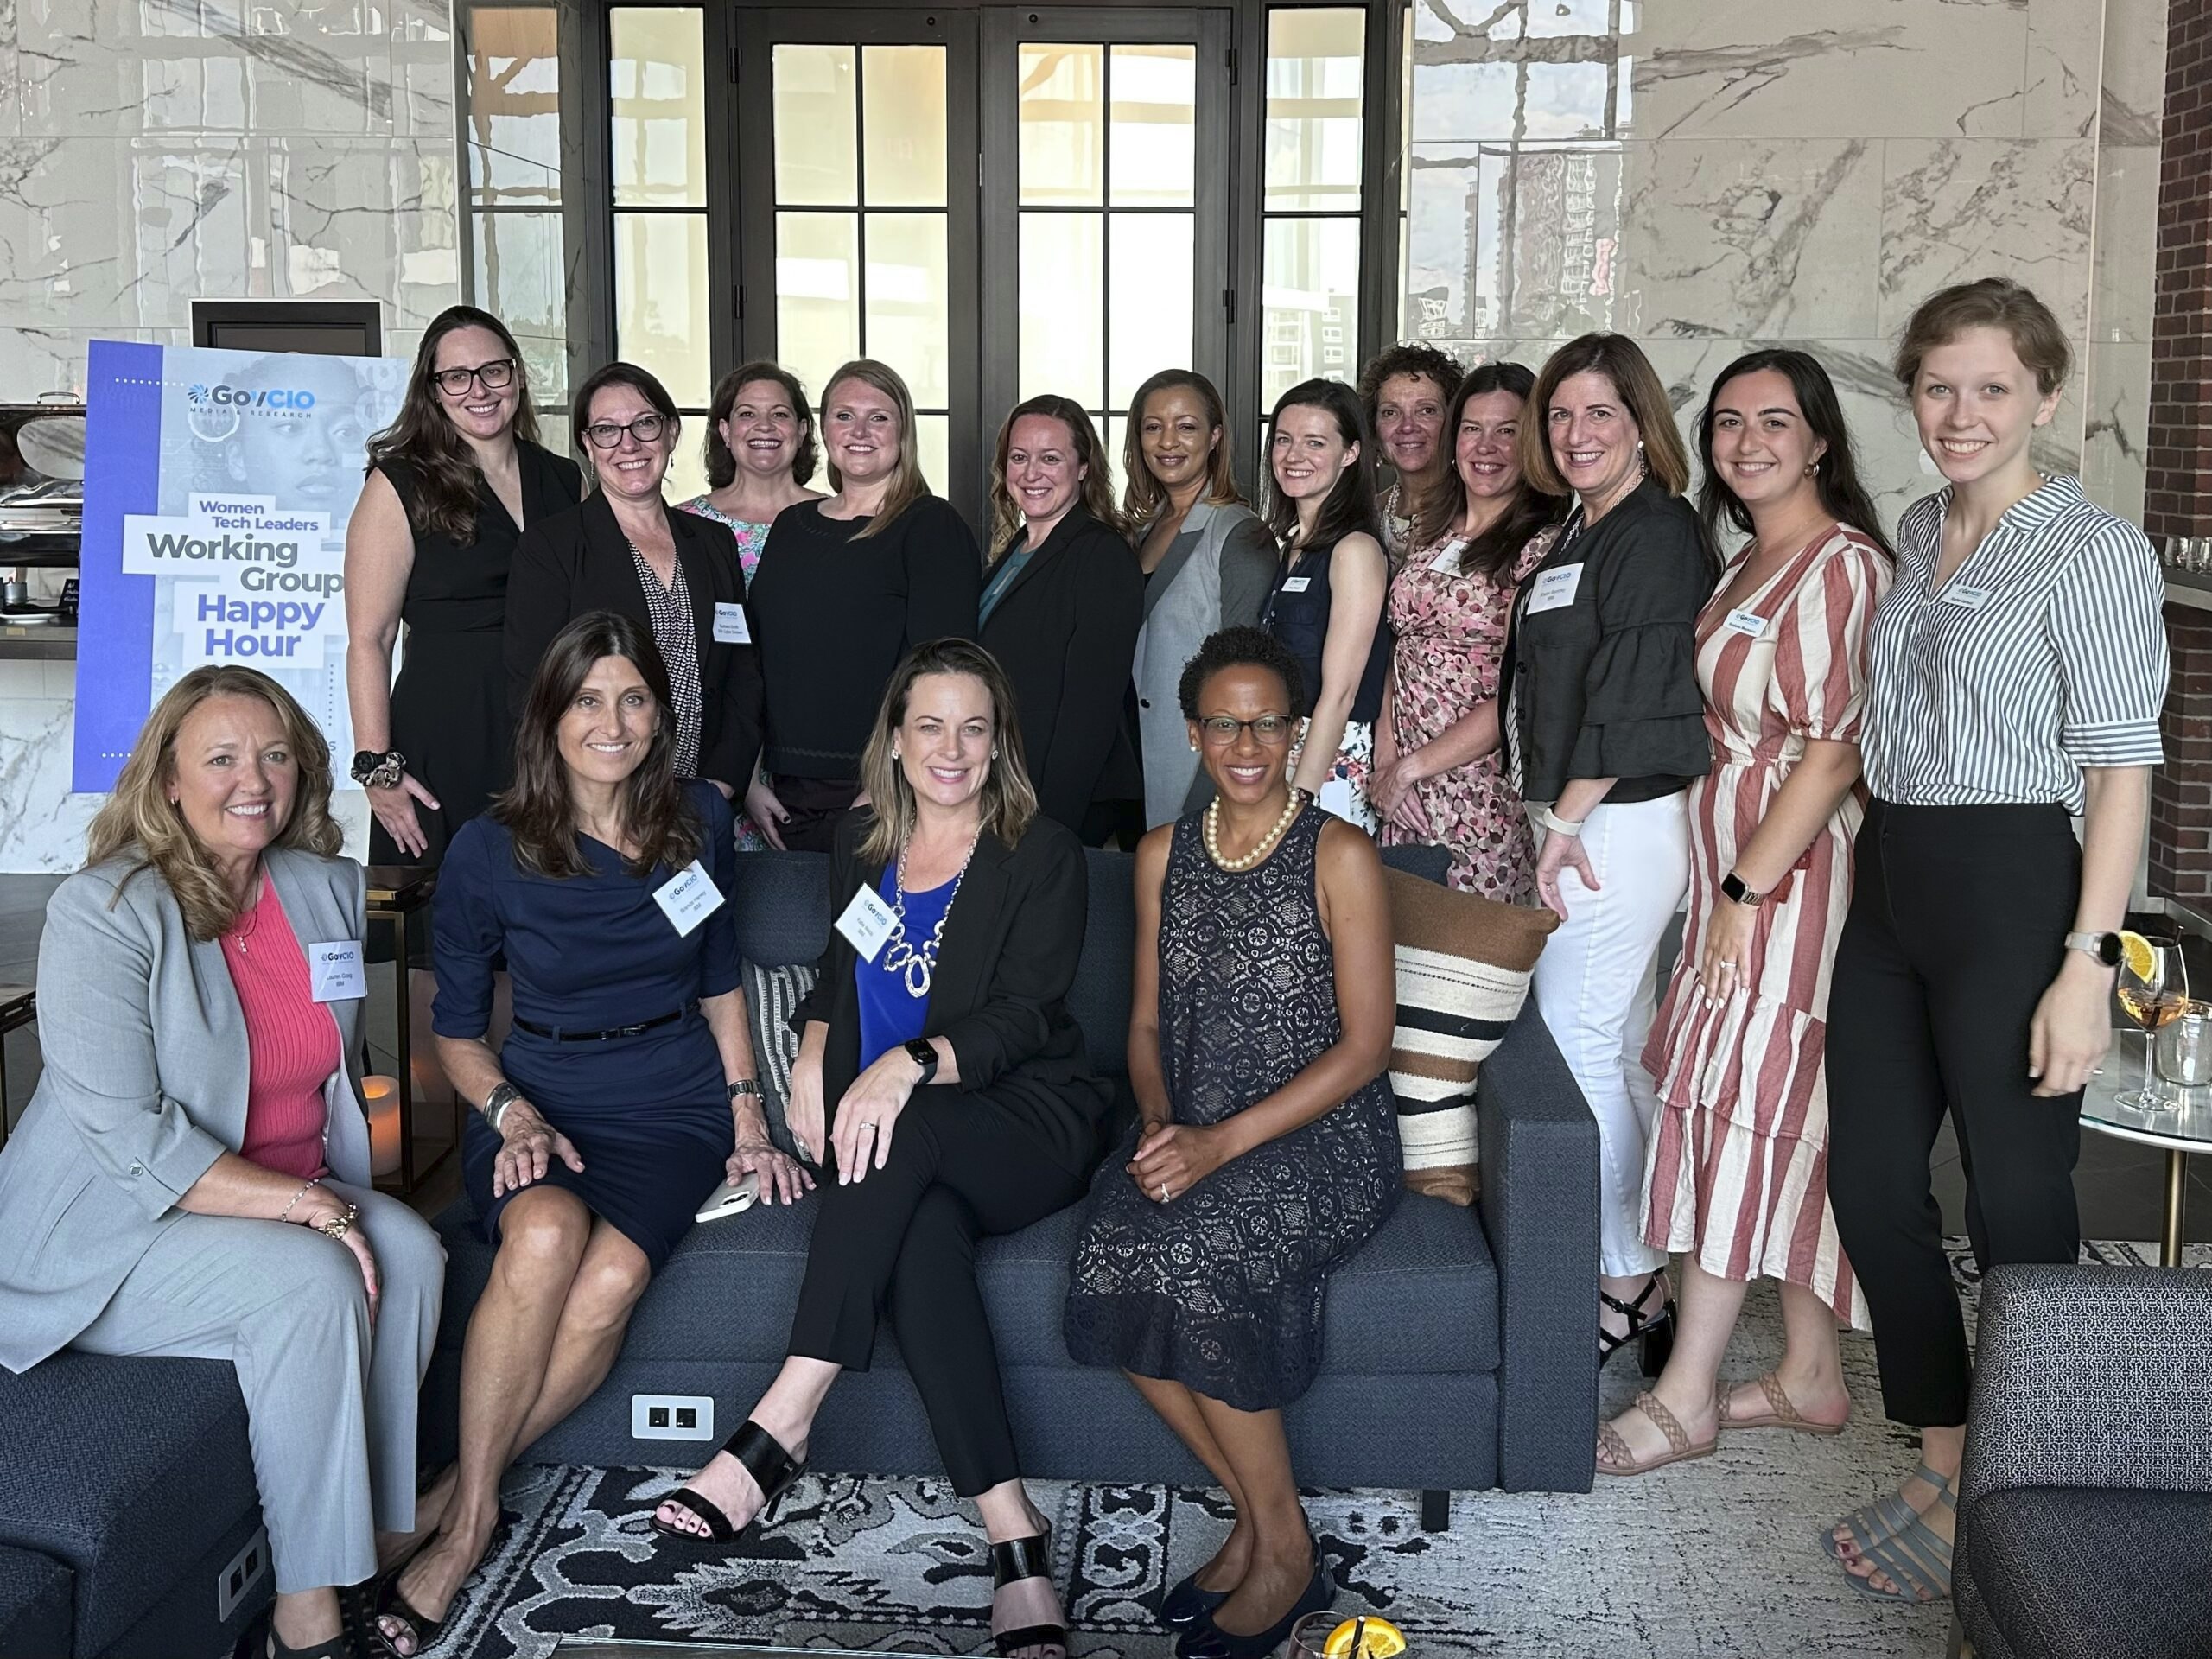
[1940,584,1992,611]
[1280,575,1312,594]
[836,886,898,963]
[652,859,725,938]
[712,601,751,645]
[1723,607,1767,639]
[308,940,366,1002]
[1428,541,1465,575]
[1525,563,1584,615]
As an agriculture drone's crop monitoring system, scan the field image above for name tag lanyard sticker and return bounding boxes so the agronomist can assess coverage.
[653,860,726,938]
[836,887,898,962]
[308,941,367,1002]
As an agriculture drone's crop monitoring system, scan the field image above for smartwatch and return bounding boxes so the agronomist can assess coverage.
[905,1038,939,1085]
[2063,931,2123,968]
[1719,871,1766,908]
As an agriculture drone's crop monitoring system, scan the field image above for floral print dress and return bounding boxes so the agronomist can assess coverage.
[677,496,775,850]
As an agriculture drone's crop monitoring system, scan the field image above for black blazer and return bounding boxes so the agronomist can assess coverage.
[504,491,766,796]
[977,506,1145,833]
[791,810,1115,1178]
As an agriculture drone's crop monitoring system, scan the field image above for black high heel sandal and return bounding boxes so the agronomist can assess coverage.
[989,1526,1067,1657]
[1598,1275,1676,1377]
[369,1510,517,1658]
[650,1419,807,1548]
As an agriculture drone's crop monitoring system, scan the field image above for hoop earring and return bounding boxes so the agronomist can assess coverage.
[990,747,1000,760]
[891,746,901,760]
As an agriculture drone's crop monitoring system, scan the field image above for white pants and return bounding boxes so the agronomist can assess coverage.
[1529,792,1690,1278]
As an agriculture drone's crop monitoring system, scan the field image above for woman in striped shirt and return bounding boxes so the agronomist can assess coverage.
[1823,280,2166,1603]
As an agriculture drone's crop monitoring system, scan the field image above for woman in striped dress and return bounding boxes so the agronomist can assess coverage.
[1598,351,1891,1477]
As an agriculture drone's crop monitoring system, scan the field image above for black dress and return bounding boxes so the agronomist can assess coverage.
[1063,806,1399,1411]
[369,442,583,892]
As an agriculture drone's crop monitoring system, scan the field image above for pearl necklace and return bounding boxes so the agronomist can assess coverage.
[1204,789,1308,872]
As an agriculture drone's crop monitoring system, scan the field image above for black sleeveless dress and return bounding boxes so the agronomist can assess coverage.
[1063,805,1400,1411]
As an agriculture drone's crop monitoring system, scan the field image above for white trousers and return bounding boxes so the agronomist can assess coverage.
[1529,792,1690,1278]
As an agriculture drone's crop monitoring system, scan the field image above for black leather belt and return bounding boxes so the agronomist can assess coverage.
[512,1003,693,1042]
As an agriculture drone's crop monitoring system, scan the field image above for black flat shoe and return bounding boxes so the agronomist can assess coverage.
[1175,1550,1334,1659]
[989,1526,1066,1657]
[1160,1567,1232,1629]
[650,1419,806,1548]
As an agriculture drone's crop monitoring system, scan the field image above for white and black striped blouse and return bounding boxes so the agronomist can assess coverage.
[1861,474,2166,813]
[626,540,702,780]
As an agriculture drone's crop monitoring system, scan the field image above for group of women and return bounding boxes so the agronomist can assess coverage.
[0,270,2167,1659]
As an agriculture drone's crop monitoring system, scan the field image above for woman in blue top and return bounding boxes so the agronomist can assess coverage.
[653,639,1113,1659]
[379,612,810,1656]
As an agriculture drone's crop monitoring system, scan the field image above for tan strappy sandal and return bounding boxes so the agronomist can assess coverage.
[1719,1370,1848,1436]
[1595,1390,1718,1477]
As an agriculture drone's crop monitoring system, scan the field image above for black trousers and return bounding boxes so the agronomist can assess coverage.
[1825,800,2085,1428]
[787,1089,1089,1495]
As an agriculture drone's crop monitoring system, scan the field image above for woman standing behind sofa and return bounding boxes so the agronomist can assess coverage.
[1823,281,2164,1604]
[1357,344,1462,563]
[676,362,824,582]
[1125,369,1281,830]
[741,359,981,853]
[978,395,1144,841]
[1065,626,1397,1659]
[1371,361,1558,899]
[0,666,444,1659]
[1501,333,1713,1371]
[1597,349,1891,1477]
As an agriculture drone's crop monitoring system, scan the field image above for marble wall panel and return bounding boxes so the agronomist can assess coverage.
[2082,340,2152,522]
[1877,137,2096,341]
[2094,143,2159,345]
[2101,0,2169,147]
[2024,0,2104,140]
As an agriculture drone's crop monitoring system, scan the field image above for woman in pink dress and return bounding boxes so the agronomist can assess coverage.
[1598,349,1891,1476]
[1372,362,1560,899]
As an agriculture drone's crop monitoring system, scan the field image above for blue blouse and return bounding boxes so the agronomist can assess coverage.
[855,862,956,1068]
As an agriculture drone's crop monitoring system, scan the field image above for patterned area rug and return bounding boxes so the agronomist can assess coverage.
[419,1241,2204,1658]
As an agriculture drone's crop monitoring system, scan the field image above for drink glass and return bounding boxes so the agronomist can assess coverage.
[1290,1613,1350,1659]
[2116,936,2190,1111]
[2153,1001,2212,1119]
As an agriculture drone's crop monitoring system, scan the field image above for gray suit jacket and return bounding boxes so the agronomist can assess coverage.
[0,847,372,1371]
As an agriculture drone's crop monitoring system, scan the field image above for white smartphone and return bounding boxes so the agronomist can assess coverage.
[694,1170,760,1224]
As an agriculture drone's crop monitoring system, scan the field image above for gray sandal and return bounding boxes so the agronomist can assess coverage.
[1839,1480,1955,1603]
[1821,1463,1953,1561]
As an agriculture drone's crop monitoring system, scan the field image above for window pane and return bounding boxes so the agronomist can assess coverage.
[664,416,711,505]
[610,9,705,208]
[1265,7,1364,212]
[1019,43,1103,207]
[613,213,710,407]
[862,46,946,207]
[774,44,857,207]
[1019,213,1103,406]
[865,213,950,410]
[1109,44,1194,207]
[1261,216,1360,407]
[471,212,567,402]
[916,415,950,502]
[464,9,561,183]
[1108,212,1192,411]
[776,212,861,403]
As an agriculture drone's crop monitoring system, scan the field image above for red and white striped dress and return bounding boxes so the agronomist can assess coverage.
[1640,524,1888,1325]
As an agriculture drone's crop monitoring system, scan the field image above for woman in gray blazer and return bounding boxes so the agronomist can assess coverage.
[0,665,445,1659]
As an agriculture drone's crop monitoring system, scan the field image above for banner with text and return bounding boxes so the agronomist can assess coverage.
[74,340,405,791]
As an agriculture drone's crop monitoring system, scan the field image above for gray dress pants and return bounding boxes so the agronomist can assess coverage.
[70,1181,445,1592]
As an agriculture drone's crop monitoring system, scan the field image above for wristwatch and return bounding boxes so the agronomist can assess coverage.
[481,1081,522,1132]
[727,1079,762,1103]
[905,1038,939,1085]
[2064,931,2123,968]
[350,748,404,789]
[1719,871,1767,907]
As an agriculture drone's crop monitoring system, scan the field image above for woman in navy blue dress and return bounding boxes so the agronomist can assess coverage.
[376,611,811,1656]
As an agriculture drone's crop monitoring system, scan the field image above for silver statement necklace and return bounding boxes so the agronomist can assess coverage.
[880,826,983,998]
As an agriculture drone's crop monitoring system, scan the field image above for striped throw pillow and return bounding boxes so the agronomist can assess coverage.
[742,959,819,1159]
[1387,868,1560,1205]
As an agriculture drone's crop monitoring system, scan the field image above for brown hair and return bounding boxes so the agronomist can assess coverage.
[571,361,680,469]
[1121,368,1244,522]
[987,395,1122,559]
[1519,333,1692,499]
[1413,361,1564,583]
[1893,277,2071,396]
[493,611,702,880]
[365,305,543,543]
[702,361,818,491]
[856,639,1039,866]
[85,666,344,940]
[1355,343,1464,437]
[822,359,931,541]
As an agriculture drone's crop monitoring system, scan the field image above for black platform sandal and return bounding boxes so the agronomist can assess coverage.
[371,1573,449,1659]
[988,1528,1067,1657]
[237,1580,378,1659]
[1598,1274,1676,1377]
[650,1419,807,1547]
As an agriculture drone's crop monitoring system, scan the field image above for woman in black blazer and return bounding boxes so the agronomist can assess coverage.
[653,639,1112,1659]
[504,362,763,800]
[977,395,1144,842]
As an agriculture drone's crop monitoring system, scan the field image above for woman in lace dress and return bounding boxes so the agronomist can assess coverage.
[1065,627,1398,1659]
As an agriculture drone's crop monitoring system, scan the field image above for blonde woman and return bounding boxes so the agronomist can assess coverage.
[0,666,444,1659]
[978,394,1144,839]
[741,359,981,851]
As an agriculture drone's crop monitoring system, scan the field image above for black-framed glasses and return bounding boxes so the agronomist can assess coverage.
[432,359,516,397]
[1198,714,1294,744]
[582,414,672,450]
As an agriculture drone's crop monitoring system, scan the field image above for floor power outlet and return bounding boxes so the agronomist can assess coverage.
[632,1393,715,1440]
[215,1525,270,1623]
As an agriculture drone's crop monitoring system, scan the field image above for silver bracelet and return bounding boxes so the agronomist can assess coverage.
[482,1081,522,1134]
[278,1178,319,1223]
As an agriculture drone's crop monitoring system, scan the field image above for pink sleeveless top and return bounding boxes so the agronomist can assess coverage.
[218,873,341,1182]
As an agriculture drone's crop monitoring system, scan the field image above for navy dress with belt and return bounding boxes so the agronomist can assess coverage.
[433,779,737,1269]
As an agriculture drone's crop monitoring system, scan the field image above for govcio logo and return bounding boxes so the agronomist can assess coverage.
[186,382,318,411]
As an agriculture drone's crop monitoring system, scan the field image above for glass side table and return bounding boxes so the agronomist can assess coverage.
[2080,1061,2212,1266]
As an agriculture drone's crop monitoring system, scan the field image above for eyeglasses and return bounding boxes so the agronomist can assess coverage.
[1198,714,1294,744]
[582,414,672,450]
[432,359,517,397]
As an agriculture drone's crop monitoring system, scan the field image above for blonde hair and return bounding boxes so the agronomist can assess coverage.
[987,395,1122,559]
[85,666,344,939]
[823,359,930,541]
[856,639,1039,866]
[1519,334,1692,499]
[1121,369,1244,523]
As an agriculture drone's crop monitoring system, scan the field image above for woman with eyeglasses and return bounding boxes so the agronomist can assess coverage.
[503,364,763,806]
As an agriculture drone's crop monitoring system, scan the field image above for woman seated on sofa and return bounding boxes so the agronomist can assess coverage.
[1064,626,1400,1659]
[652,638,1115,1659]
[0,665,445,1659]
[378,611,810,1656]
